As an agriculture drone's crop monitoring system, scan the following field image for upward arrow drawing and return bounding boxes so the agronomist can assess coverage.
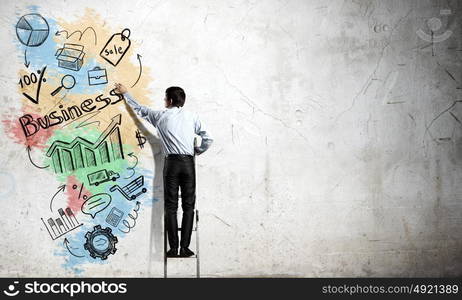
[94,114,122,147]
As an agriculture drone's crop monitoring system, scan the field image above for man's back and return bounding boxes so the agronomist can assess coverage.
[116,84,213,258]
[156,107,197,155]
[122,93,212,156]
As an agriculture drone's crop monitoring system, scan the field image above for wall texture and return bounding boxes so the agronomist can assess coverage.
[0,0,461,277]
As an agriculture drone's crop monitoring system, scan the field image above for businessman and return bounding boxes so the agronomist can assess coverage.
[114,84,213,257]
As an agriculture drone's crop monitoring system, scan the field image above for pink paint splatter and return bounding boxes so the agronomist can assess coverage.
[2,110,57,150]
[66,176,92,215]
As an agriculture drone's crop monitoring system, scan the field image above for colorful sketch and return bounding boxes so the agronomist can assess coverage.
[3,8,155,274]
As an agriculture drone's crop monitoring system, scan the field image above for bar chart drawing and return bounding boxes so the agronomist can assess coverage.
[46,114,124,173]
[41,207,83,240]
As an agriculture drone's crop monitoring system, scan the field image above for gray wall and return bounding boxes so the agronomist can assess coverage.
[0,0,461,277]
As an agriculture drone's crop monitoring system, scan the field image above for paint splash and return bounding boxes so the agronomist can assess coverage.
[66,175,92,215]
[4,7,158,275]
[2,111,57,150]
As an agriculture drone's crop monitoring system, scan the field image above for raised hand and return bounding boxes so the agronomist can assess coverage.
[113,83,128,94]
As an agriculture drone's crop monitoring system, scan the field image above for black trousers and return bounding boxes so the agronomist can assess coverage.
[163,154,196,249]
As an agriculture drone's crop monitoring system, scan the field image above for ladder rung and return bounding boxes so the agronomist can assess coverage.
[166,255,198,259]
[165,209,200,278]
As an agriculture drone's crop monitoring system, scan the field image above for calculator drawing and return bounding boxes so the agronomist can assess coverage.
[106,207,124,227]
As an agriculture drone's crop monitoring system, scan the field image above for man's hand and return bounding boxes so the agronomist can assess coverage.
[113,83,128,95]
[194,146,203,156]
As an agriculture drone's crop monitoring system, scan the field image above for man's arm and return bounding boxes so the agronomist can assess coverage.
[114,83,162,127]
[194,116,213,155]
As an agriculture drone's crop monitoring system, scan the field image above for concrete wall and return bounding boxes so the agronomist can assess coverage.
[0,0,461,277]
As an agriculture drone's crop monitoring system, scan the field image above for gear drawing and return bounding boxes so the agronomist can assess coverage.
[84,225,118,260]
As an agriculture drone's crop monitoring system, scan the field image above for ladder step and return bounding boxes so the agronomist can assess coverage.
[166,255,198,259]
[165,209,200,278]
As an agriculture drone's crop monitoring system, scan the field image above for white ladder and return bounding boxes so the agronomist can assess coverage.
[163,209,200,278]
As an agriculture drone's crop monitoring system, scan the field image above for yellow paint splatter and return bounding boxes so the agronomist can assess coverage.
[16,8,156,153]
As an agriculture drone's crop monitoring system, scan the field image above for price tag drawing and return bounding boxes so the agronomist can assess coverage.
[100,28,131,66]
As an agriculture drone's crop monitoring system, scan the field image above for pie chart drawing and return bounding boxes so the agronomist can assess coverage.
[16,13,49,47]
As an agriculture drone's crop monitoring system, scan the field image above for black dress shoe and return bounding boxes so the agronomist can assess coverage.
[179,247,195,257]
[166,248,178,257]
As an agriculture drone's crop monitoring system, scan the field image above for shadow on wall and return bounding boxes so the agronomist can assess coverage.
[124,103,164,275]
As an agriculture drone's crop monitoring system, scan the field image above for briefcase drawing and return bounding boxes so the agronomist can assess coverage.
[87,66,108,86]
[55,43,85,71]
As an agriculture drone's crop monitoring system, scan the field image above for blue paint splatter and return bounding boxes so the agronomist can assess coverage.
[13,9,115,97]
[13,7,159,275]
[58,166,157,273]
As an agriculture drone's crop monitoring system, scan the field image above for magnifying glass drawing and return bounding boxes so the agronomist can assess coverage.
[51,75,76,96]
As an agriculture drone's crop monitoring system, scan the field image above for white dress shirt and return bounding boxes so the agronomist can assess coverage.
[123,92,213,156]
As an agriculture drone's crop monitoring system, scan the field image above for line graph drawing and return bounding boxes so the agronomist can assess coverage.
[46,114,124,173]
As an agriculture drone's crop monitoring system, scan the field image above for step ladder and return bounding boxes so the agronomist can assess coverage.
[163,209,200,278]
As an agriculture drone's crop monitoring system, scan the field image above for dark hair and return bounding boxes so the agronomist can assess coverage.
[165,86,186,107]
